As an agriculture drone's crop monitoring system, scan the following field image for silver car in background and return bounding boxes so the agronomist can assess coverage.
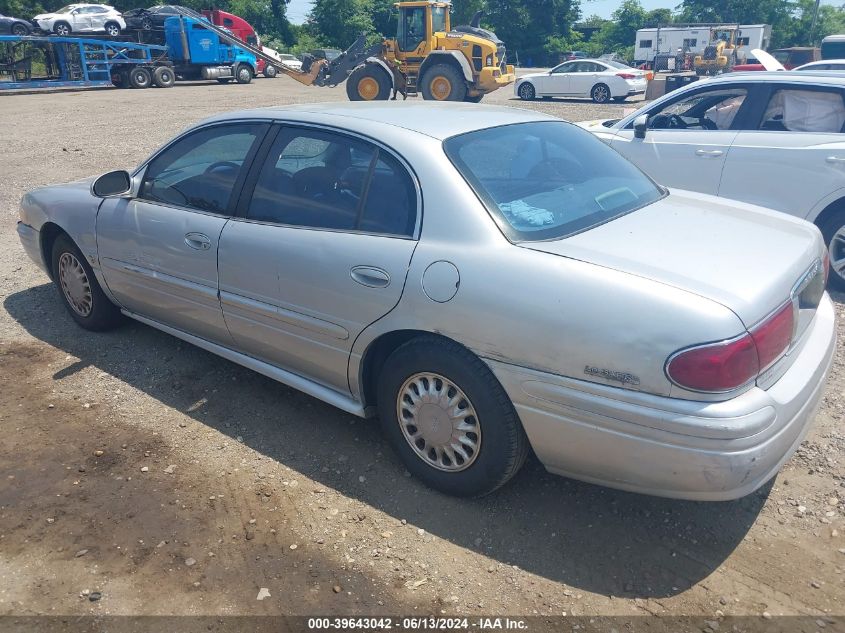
[17,103,836,499]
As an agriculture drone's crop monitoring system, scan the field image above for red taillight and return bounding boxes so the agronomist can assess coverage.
[666,302,794,393]
[750,302,794,370]
[616,72,636,79]
[666,334,759,392]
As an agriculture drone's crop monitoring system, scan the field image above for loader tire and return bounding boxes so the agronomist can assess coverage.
[346,64,392,101]
[421,64,467,101]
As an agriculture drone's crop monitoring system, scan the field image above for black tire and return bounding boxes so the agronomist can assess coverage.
[140,16,153,30]
[128,66,151,88]
[517,81,535,101]
[819,211,845,291]
[263,64,277,78]
[12,23,28,36]
[51,234,123,332]
[111,69,129,88]
[420,63,467,102]
[235,63,252,84]
[464,94,483,103]
[591,83,611,103]
[104,21,121,37]
[376,336,530,497]
[152,65,175,88]
[53,21,71,36]
[346,64,392,101]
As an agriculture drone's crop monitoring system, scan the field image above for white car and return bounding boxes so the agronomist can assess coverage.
[579,71,845,289]
[31,4,125,36]
[278,53,302,71]
[795,59,845,71]
[515,58,648,104]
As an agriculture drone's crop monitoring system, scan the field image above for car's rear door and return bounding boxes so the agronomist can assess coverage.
[88,5,108,30]
[217,124,419,394]
[610,83,754,192]
[96,121,269,344]
[570,61,602,97]
[719,82,845,216]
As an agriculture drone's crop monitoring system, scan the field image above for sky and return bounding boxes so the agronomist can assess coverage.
[284,0,841,25]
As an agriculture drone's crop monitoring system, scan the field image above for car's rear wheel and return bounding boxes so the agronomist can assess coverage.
[376,336,529,497]
[591,83,610,103]
[51,234,123,331]
[517,81,535,101]
[820,211,845,291]
[12,23,28,35]
[104,21,121,37]
[53,21,71,36]
[140,16,153,30]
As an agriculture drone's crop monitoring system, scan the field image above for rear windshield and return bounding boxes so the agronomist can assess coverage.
[443,121,664,241]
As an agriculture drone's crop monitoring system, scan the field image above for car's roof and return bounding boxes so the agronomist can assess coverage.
[701,70,845,86]
[796,59,845,68]
[201,102,558,141]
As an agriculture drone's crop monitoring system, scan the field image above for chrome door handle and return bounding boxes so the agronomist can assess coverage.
[350,266,390,288]
[826,156,845,163]
[184,232,211,250]
[695,149,724,157]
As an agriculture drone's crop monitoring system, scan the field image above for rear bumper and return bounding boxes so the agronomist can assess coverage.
[486,295,836,501]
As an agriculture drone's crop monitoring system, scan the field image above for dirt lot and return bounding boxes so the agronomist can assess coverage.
[0,76,843,626]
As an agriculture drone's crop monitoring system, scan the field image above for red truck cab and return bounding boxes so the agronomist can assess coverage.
[201,8,269,75]
[733,47,821,71]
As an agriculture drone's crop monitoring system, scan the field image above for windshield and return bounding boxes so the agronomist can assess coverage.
[55,5,77,13]
[444,122,664,241]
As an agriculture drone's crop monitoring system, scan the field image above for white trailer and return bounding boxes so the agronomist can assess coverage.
[634,24,771,65]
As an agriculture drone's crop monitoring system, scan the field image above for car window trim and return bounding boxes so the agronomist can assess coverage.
[233,120,423,240]
[623,83,757,131]
[133,120,272,218]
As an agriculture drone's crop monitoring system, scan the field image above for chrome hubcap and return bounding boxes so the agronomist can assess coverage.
[396,372,481,472]
[520,84,533,99]
[595,86,608,101]
[58,252,93,317]
[831,226,845,281]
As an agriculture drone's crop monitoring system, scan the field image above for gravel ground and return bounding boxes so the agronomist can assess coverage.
[0,75,843,624]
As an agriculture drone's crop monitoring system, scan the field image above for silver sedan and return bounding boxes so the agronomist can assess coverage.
[17,103,836,499]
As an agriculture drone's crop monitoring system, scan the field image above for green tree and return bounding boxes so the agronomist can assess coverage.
[307,0,374,48]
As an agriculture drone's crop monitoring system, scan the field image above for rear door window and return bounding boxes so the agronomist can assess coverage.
[759,87,845,132]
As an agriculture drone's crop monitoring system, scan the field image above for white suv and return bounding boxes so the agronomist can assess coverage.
[580,71,845,289]
[32,4,125,36]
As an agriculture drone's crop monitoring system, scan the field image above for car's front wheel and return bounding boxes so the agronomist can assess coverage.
[517,81,535,101]
[51,234,123,331]
[53,21,71,36]
[820,211,845,291]
[377,336,529,497]
[264,64,277,78]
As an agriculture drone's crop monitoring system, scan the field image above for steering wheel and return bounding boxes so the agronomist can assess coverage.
[204,161,239,175]
[649,113,687,130]
[700,117,719,130]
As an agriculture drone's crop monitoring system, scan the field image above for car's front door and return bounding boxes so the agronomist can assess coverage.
[719,84,845,215]
[218,125,419,394]
[96,121,269,343]
[539,61,575,95]
[611,85,752,193]
[70,7,90,30]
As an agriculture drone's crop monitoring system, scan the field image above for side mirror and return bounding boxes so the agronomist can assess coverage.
[633,114,649,139]
[92,170,131,198]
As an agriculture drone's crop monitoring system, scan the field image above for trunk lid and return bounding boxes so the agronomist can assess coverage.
[521,190,823,329]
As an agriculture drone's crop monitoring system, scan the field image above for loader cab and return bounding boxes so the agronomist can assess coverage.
[395,1,450,56]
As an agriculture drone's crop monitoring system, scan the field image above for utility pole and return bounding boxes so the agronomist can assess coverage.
[809,0,821,45]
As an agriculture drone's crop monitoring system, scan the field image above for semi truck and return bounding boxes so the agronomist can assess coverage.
[163,14,257,83]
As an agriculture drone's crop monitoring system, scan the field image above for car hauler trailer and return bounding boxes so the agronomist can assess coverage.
[0,34,171,90]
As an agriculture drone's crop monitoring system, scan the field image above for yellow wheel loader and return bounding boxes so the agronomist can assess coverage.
[694,26,740,75]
